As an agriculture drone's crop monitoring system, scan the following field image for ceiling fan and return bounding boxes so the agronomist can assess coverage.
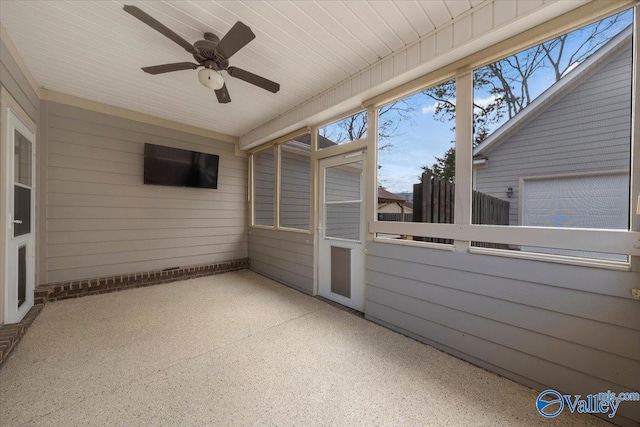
[123,5,280,103]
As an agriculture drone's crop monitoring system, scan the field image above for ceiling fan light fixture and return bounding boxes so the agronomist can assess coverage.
[124,5,279,102]
[198,68,225,90]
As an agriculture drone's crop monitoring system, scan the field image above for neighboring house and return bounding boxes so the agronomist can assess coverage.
[473,27,631,259]
[378,187,413,217]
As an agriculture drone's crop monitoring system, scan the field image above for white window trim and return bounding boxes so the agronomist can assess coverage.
[249,146,276,229]
[274,144,281,229]
[630,5,640,272]
[518,168,630,182]
[247,5,640,270]
[373,236,454,252]
[315,108,368,141]
[468,246,630,272]
[518,169,630,228]
[369,221,640,258]
[454,72,473,252]
[315,109,369,154]
[250,138,313,234]
[369,7,640,269]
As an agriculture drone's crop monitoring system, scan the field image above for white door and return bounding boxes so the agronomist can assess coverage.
[318,151,366,311]
[5,108,36,324]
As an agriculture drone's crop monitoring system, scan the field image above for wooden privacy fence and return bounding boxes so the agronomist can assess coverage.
[411,172,510,247]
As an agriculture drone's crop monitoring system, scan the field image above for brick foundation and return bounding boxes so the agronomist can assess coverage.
[35,258,250,304]
[0,258,249,369]
[0,305,42,369]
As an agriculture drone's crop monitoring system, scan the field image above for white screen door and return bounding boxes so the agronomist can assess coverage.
[318,151,366,311]
[5,108,36,324]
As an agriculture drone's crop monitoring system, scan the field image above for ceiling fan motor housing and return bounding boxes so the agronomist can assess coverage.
[203,32,220,43]
[193,37,229,69]
[123,4,280,102]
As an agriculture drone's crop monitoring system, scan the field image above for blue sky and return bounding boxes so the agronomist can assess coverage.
[375,9,632,194]
[377,90,453,193]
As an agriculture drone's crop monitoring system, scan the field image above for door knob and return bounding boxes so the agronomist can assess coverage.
[12,219,22,224]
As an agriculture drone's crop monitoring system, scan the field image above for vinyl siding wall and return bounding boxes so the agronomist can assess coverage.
[249,145,313,294]
[248,227,313,294]
[41,101,247,283]
[280,149,311,230]
[0,37,39,325]
[365,242,640,426]
[0,40,38,124]
[475,43,632,226]
[325,163,361,241]
[253,148,275,226]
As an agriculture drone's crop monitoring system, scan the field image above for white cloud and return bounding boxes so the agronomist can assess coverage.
[421,103,438,114]
[474,95,497,110]
[422,96,457,115]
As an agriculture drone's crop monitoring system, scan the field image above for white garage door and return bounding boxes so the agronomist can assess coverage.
[522,173,629,261]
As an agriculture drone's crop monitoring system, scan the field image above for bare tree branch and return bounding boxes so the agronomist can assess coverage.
[420,10,631,181]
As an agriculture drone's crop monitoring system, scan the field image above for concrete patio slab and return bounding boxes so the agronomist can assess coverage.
[0,270,606,426]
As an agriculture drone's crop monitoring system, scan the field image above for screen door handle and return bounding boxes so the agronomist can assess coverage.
[12,219,22,225]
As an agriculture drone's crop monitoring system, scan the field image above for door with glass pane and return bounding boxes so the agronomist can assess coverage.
[318,151,366,310]
[5,109,36,324]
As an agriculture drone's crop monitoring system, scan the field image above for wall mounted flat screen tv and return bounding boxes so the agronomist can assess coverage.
[144,143,219,189]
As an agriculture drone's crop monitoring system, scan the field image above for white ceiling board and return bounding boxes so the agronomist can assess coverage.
[134,0,341,91]
[315,1,392,60]
[445,0,473,19]
[240,0,592,148]
[365,2,420,45]
[343,1,406,52]
[421,1,454,28]
[266,1,371,72]
[146,1,333,90]
[394,1,436,38]
[0,0,475,137]
[292,1,380,65]
[517,0,546,15]
[218,1,356,79]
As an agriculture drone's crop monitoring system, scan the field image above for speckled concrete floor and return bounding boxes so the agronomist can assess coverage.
[0,270,607,426]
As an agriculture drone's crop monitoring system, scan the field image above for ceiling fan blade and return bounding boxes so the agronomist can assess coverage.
[215,84,231,103]
[142,62,199,75]
[227,67,280,93]
[124,5,196,53]
[215,22,255,59]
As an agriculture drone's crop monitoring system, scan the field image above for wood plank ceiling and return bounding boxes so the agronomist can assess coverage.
[0,0,481,137]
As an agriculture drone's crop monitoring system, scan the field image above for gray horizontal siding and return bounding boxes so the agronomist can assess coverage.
[326,203,360,240]
[475,44,632,226]
[0,36,40,324]
[253,149,275,226]
[248,227,313,294]
[43,101,247,283]
[325,164,361,240]
[326,164,360,201]
[365,242,640,425]
[0,39,38,122]
[280,150,311,230]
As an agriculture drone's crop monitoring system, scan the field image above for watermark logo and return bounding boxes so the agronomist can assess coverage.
[536,389,564,418]
[536,389,640,419]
